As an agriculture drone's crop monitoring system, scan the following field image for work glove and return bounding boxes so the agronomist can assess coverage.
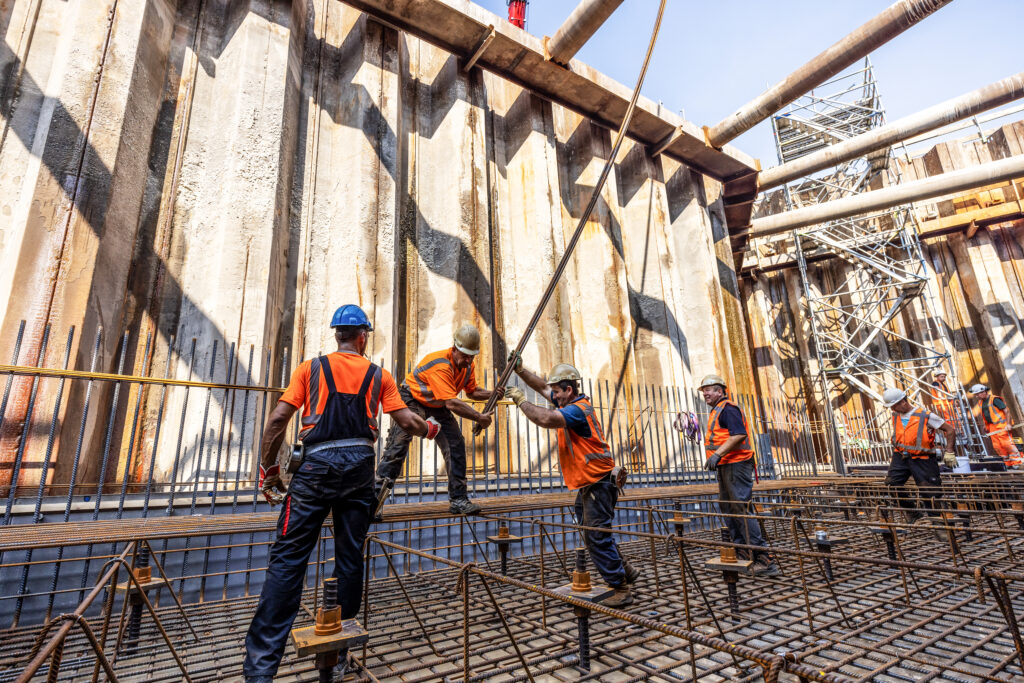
[507,351,523,374]
[505,386,527,406]
[425,417,441,440]
[943,452,957,469]
[705,453,722,472]
[259,463,286,505]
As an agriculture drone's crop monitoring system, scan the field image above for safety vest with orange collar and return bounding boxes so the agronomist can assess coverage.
[705,399,755,465]
[890,410,937,459]
[404,348,478,408]
[556,396,614,490]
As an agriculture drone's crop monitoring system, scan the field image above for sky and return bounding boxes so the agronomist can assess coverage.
[474,0,1023,166]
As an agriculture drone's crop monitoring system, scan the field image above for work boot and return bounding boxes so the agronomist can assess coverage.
[602,585,634,608]
[449,497,482,515]
[622,559,640,585]
[753,556,780,577]
[925,516,950,543]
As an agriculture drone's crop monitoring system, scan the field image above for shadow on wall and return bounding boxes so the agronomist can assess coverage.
[0,2,721,488]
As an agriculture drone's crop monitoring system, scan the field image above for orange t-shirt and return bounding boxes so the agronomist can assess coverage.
[280,352,405,436]
[404,348,479,407]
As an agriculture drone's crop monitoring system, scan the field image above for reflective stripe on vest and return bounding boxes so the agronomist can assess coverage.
[411,357,451,407]
[930,379,948,402]
[561,398,612,463]
[981,396,1008,429]
[705,400,753,454]
[891,410,933,455]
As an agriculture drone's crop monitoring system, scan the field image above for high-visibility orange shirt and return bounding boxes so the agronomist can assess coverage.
[404,348,479,407]
[280,351,405,437]
[555,396,614,490]
[705,399,754,465]
[977,395,1010,431]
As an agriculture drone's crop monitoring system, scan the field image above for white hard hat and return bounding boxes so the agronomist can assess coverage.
[699,374,726,390]
[882,387,907,408]
[969,383,989,395]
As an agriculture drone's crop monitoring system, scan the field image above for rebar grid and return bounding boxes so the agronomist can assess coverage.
[3,478,1024,682]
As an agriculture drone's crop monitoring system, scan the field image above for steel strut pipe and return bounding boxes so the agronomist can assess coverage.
[544,0,625,65]
[706,0,953,148]
[759,72,1024,190]
[743,153,1024,238]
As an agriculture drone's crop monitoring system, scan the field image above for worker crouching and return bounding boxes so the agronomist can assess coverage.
[698,374,779,577]
[243,305,440,683]
[505,356,639,607]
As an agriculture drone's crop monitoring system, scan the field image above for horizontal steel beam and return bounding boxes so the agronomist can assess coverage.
[707,0,953,148]
[544,0,625,64]
[759,72,1024,190]
[742,154,1024,238]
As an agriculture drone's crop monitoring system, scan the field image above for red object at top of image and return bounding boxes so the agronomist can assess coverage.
[507,0,526,29]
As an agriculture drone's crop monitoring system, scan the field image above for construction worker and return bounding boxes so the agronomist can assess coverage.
[244,305,440,683]
[698,374,779,577]
[504,356,639,607]
[969,384,1023,468]
[882,387,955,539]
[930,371,955,426]
[376,324,503,515]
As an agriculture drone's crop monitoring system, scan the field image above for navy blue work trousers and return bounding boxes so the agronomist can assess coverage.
[716,458,769,560]
[574,478,626,587]
[243,446,374,679]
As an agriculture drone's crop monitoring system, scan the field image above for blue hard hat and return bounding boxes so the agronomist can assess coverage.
[330,304,373,330]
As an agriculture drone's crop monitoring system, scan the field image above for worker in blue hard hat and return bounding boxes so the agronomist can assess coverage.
[376,323,504,515]
[244,304,440,683]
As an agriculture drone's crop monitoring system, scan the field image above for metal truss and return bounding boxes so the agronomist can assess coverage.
[771,59,987,470]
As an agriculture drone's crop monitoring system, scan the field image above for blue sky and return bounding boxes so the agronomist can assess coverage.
[474,0,1023,165]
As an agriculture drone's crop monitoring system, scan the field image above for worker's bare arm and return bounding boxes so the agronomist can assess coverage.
[391,408,429,437]
[445,397,494,428]
[514,366,552,401]
[939,420,955,440]
[518,401,566,429]
[467,386,505,402]
[260,401,298,468]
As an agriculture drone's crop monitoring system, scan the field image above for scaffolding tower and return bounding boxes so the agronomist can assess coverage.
[770,58,987,471]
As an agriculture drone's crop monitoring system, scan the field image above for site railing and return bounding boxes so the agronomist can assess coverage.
[0,323,830,524]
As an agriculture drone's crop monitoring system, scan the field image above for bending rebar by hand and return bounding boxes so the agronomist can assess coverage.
[473,0,668,433]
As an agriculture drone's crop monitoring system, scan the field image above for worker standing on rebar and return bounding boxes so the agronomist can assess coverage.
[504,356,639,607]
[376,324,503,515]
[969,384,1023,468]
[698,374,780,577]
[243,305,439,683]
[882,387,955,541]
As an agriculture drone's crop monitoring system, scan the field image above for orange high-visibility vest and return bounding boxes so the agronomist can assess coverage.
[705,400,754,465]
[930,378,949,402]
[891,410,936,459]
[978,395,1010,431]
[556,397,614,490]
[404,349,477,408]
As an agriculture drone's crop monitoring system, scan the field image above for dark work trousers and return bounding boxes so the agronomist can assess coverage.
[376,385,468,499]
[716,458,769,561]
[243,446,374,679]
[573,478,626,587]
[884,452,943,519]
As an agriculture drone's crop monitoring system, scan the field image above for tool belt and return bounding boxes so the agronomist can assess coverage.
[288,438,376,473]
